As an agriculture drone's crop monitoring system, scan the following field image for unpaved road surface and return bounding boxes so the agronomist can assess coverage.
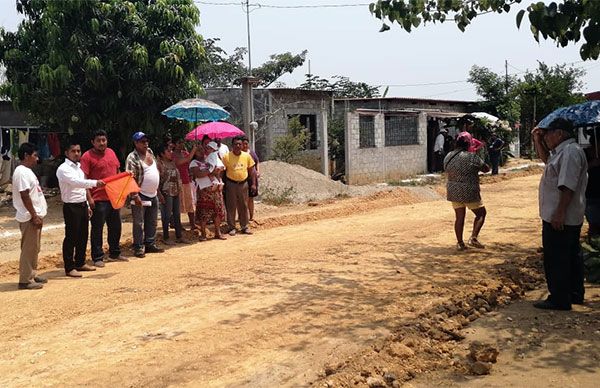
[1,172,598,387]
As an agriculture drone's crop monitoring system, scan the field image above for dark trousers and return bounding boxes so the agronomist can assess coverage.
[225,179,249,231]
[62,202,89,272]
[433,151,444,172]
[131,193,158,249]
[542,221,585,307]
[90,200,122,262]
[160,194,182,240]
[490,153,500,175]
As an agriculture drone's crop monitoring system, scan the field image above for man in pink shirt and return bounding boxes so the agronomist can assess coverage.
[80,130,128,267]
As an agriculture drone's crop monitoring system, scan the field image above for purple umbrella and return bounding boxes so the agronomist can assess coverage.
[185,122,245,141]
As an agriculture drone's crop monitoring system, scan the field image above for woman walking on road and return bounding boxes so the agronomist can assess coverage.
[444,132,490,250]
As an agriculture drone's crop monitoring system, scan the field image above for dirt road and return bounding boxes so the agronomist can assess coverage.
[1,173,597,387]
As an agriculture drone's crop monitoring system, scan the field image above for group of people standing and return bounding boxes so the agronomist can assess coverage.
[13,130,259,290]
[433,116,504,175]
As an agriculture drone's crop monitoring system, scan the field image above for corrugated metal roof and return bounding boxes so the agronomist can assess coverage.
[334,96,477,105]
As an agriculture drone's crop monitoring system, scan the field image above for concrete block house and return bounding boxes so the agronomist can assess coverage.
[333,97,479,184]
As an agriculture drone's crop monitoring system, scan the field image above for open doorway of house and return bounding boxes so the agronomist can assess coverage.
[289,114,318,149]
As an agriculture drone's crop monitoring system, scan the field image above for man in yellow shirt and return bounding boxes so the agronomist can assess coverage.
[222,135,257,235]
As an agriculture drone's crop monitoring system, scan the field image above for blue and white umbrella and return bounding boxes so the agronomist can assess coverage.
[161,98,230,123]
[537,100,600,129]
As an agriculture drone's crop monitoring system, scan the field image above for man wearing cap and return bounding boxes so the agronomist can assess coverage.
[433,124,447,172]
[532,118,588,310]
[222,135,256,235]
[126,132,164,258]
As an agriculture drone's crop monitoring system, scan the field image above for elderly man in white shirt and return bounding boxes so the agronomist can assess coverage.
[56,139,105,278]
[532,118,588,310]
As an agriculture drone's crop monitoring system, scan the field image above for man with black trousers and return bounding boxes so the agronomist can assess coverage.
[532,118,588,310]
[56,138,106,278]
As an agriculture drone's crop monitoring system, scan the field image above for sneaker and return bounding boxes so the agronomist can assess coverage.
[76,264,97,272]
[457,241,468,251]
[66,269,83,278]
[240,228,253,235]
[34,276,48,284]
[163,238,176,246]
[18,282,43,290]
[107,255,129,262]
[228,229,237,236]
[176,237,191,244]
[134,248,145,258]
[468,237,485,249]
[93,260,105,268]
[145,244,165,253]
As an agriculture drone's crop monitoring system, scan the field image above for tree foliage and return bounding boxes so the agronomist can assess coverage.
[370,0,600,60]
[0,0,205,144]
[197,39,307,88]
[300,74,380,98]
[468,65,521,125]
[519,62,586,125]
[468,62,586,154]
[272,116,309,163]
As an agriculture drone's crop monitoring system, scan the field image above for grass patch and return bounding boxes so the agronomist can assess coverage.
[261,186,297,206]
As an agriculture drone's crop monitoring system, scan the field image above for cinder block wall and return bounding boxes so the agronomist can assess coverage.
[345,112,427,185]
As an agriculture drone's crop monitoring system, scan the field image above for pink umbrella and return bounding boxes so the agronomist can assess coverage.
[185,122,245,141]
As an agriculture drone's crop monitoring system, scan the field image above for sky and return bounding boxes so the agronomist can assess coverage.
[1,0,599,101]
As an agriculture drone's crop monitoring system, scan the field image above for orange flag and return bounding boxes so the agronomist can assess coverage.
[103,172,140,209]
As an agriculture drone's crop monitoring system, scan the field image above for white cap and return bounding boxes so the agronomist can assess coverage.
[207,141,218,150]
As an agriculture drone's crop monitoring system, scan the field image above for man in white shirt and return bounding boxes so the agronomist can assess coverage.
[12,143,48,290]
[126,132,164,258]
[433,126,447,172]
[56,139,106,277]
[216,138,229,159]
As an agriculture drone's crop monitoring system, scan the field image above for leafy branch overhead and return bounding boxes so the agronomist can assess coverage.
[197,39,307,88]
[370,0,600,60]
[0,0,205,139]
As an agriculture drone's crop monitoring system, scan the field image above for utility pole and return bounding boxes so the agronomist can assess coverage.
[242,0,258,151]
[245,0,252,75]
[505,59,509,94]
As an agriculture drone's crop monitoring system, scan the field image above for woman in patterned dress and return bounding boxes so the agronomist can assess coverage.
[190,146,227,241]
[444,132,490,250]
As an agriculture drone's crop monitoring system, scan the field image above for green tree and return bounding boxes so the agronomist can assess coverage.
[468,65,521,125]
[197,39,307,88]
[300,74,380,98]
[519,62,585,154]
[272,116,309,163]
[370,0,600,60]
[0,0,204,145]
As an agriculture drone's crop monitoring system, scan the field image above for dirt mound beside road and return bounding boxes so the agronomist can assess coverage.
[259,160,391,203]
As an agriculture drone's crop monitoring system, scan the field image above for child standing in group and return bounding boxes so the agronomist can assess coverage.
[156,144,190,245]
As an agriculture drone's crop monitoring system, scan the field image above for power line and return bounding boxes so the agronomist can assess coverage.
[386,80,468,87]
[194,1,370,7]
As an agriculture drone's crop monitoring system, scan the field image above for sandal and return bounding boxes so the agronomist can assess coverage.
[468,237,485,249]
[214,235,227,240]
[198,235,207,242]
[457,241,468,251]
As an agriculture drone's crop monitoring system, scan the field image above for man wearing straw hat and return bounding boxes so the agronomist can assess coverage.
[532,118,588,310]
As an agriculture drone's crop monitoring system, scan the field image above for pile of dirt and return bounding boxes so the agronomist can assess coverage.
[259,161,390,203]
[314,253,545,387]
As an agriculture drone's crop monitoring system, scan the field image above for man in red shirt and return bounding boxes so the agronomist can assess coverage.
[80,130,128,267]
